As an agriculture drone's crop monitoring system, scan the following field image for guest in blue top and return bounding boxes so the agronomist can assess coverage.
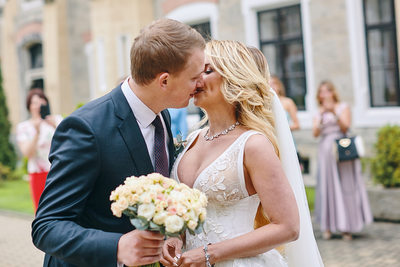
[168,108,188,139]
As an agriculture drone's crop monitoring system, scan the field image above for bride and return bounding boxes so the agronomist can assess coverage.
[160,40,323,267]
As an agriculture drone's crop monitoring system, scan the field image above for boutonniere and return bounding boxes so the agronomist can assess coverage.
[174,133,187,159]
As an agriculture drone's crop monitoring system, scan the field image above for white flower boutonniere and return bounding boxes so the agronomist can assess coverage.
[174,133,187,159]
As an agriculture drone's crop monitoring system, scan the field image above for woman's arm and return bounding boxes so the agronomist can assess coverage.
[176,135,299,267]
[312,114,322,137]
[335,104,351,133]
[17,119,41,159]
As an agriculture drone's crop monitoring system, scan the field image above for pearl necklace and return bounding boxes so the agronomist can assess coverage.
[204,121,240,141]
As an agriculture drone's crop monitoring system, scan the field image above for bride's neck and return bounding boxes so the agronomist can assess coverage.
[206,108,237,136]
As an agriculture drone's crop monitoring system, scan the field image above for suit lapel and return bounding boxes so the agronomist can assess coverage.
[161,110,175,172]
[118,115,154,176]
[112,87,154,176]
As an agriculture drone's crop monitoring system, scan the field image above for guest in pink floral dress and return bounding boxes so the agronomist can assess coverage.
[16,89,63,211]
[312,81,372,241]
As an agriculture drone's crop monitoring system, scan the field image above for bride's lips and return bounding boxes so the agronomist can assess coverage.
[192,88,204,96]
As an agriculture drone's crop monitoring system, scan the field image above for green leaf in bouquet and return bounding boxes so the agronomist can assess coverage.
[194,221,204,235]
[128,205,138,213]
[187,227,195,236]
[159,226,166,236]
[123,205,138,218]
[165,231,182,238]
[130,217,149,230]
[149,221,162,232]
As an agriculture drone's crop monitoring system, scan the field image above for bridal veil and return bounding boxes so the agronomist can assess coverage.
[271,90,324,267]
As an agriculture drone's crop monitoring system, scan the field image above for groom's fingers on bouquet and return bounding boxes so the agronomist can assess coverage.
[141,247,163,257]
[140,238,165,249]
[139,255,162,266]
[138,230,165,240]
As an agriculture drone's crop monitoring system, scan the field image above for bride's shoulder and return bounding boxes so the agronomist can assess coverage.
[244,131,277,156]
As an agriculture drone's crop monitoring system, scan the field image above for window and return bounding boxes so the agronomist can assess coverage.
[258,5,307,110]
[190,21,212,41]
[117,35,130,79]
[363,0,399,107]
[30,79,44,90]
[28,43,43,69]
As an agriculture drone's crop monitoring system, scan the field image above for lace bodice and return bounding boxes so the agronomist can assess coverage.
[171,130,287,266]
[171,130,262,247]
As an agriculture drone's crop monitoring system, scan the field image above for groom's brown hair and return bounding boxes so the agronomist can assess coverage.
[130,18,205,85]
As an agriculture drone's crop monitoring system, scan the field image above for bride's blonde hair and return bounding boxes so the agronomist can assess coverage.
[203,40,279,157]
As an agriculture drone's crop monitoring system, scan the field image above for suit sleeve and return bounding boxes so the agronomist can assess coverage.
[31,115,122,267]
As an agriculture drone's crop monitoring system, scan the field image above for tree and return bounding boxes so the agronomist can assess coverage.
[0,66,17,170]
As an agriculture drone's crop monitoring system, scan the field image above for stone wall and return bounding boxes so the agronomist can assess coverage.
[67,0,91,109]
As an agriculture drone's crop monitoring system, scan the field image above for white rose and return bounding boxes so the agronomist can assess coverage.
[153,210,168,225]
[117,197,129,211]
[138,203,156,221]
[199,209,207,222]
[187,220,198,231]
[139,192,152,204]
[165,215,184,233]
[183,209,196,222]
[127,194,139,205]
[147,173,164,182]
[111,202,122,217]
[176,204,187,216]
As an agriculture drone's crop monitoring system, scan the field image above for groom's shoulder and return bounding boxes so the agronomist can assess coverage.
[71,87,120,120]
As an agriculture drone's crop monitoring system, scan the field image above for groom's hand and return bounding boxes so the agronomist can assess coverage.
[117,229,164,266]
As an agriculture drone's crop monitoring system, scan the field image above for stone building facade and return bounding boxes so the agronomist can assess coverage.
[155,0,400,181]
[1,0,400,181]
[0,0,153,129]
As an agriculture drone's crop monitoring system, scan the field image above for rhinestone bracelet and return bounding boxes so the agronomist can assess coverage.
[203,243,214,267]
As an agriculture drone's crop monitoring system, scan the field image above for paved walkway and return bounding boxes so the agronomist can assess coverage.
[0,211,399,266]
[0,211,43,266]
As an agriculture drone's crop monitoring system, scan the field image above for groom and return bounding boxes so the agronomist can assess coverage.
[31,18,205,267]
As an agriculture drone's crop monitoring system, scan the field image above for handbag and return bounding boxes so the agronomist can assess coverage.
[334,135,365,162]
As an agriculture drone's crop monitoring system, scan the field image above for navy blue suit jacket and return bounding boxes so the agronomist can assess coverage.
[32,86,175,266]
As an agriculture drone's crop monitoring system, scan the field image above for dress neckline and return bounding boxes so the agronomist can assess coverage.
[174,130,252,188]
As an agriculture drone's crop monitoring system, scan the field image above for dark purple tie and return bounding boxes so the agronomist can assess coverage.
[152,115,169,177]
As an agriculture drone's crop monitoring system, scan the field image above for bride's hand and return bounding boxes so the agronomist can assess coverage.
[176,247,208,267]
[160,237,183,267]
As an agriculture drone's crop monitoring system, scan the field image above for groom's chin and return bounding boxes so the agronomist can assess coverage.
[173,99,191,109]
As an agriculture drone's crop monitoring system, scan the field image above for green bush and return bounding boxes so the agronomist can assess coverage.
[371,125,400,188]
[0,66,17,170]
[0,163,18,182]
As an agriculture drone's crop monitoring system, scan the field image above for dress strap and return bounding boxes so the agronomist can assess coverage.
[237,130,265,197]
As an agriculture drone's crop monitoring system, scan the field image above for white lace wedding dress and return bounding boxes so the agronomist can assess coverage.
[171,130,288,267]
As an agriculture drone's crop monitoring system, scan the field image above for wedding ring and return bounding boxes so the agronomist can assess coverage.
[174,255,181,261]
[173,255,180,266]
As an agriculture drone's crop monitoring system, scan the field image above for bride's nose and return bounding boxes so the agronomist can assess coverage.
[196,76,204,87]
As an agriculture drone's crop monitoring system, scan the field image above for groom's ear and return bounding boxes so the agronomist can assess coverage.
[158,72,169,91]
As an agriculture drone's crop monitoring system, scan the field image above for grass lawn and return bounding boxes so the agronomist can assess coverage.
[0,179,315,216]
[0,178,34,214]
[305,186,315,212]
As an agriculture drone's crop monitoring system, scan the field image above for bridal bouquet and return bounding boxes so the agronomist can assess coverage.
[110,173,207,237]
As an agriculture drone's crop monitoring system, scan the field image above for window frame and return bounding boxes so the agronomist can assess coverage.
[363,0,400,107]
[257,4,307,110]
